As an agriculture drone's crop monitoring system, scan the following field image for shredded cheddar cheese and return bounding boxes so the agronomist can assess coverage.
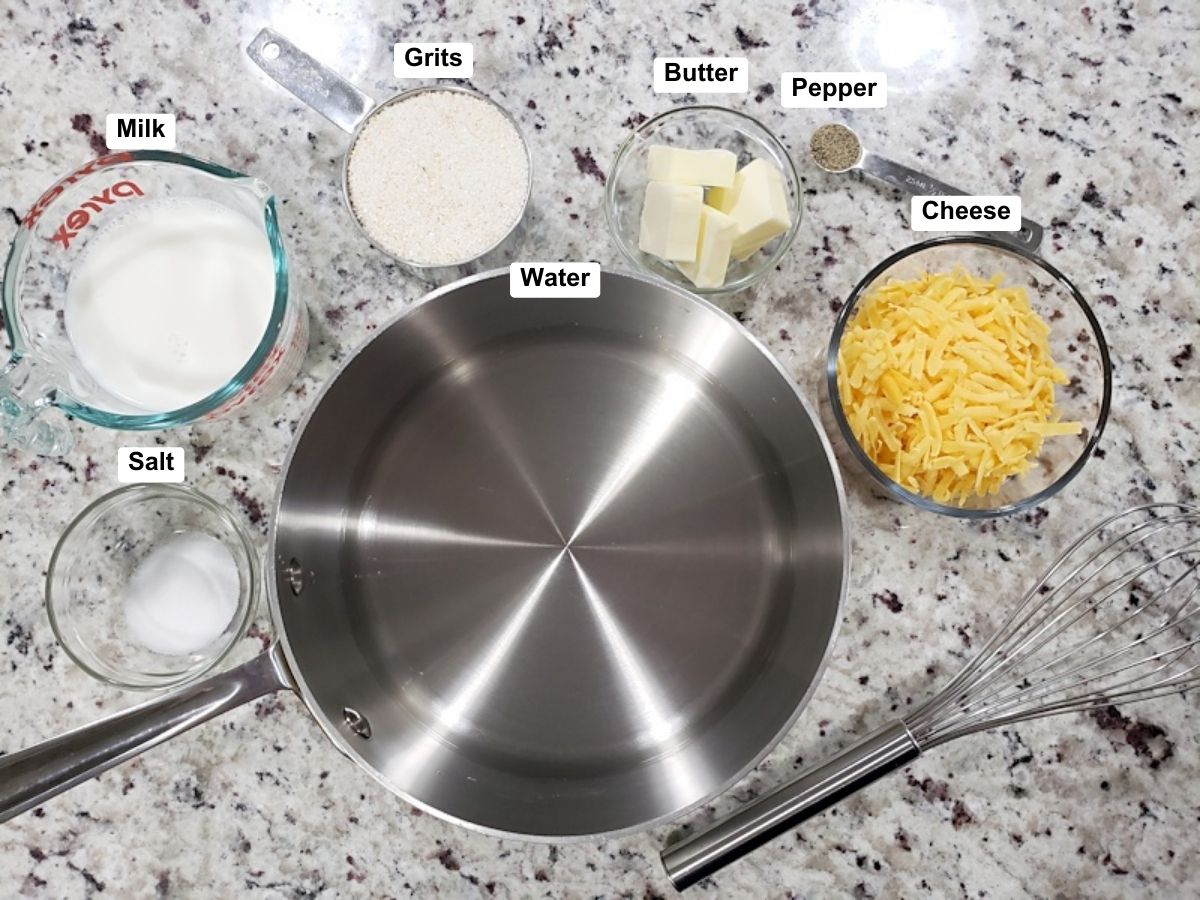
[836,268,1081,505]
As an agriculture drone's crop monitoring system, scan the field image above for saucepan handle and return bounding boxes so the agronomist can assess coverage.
[245,28,376,134]
[661,720,920,891]
[0,645,293,823]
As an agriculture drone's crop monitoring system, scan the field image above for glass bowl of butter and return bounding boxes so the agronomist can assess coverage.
[606,106,802,296]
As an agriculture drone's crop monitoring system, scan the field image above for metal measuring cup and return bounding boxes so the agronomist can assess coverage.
[809,123,1044,252]
[246,28,532,270]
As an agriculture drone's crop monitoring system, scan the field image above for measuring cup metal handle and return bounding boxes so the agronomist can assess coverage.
[246,28,376,134]
[0,354,73,456]
[859,151,1045,252]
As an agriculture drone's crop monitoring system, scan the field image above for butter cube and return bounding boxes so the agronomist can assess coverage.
[639,181,704,261]
[647,146,737,187]
[706,183,736,213]
[677,205,738,289]
[724,159,792,261]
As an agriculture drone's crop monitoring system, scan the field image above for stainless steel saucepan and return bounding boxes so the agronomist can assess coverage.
[0,271,846,844]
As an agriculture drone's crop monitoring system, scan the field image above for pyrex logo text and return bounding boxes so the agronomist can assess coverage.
[21,152,132,229]
[49,180,145,249]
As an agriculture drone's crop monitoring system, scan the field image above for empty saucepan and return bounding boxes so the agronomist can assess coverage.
[0,271,846,845]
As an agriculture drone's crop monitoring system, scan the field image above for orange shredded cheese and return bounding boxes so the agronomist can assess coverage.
[836,268,1081,505]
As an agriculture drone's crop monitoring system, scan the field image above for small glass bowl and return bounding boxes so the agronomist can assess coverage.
[826,236,1112,518]
[47,484,257,689]
[606,106,802,296]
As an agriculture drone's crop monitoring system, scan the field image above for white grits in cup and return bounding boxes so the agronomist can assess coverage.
[345,90,530,266]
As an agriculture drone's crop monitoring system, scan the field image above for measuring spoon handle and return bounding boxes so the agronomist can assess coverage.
[246,28,375,134]
[859,151,1044,252]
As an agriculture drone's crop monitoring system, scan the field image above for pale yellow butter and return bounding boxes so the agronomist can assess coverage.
[647,146,737,188]
[638,181,704,261]
[706,183,736,213]
[677,205,738,288]
[724,159,791,260]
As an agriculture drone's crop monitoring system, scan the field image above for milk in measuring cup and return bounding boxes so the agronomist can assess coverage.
[66,198,276,412]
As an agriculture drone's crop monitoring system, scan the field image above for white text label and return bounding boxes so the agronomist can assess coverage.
[105,114,176,150]
[910,195,1022,232]
[394,42,474,78]
[118,447,185,483]
[654,57,748,94]
[781,72,887,108]
[510,263,601,298]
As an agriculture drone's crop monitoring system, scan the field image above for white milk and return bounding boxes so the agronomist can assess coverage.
[66,198,276,412]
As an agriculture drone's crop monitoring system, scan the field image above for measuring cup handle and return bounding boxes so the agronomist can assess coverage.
[0,355,72,456]
[860,152,1045,252]
[246,28,376,134]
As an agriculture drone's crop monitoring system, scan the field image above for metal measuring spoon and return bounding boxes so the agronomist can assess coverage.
[809,123,1044,252]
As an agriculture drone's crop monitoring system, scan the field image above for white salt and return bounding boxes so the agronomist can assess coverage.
[346,91,529,266]
[123,532,240,656]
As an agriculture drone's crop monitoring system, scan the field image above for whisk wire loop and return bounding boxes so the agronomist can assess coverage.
[907,503,1200,749]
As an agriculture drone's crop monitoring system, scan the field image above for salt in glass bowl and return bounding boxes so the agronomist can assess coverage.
[46,483,257,689]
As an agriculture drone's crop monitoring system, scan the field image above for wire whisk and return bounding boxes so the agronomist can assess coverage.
[663,504,1200,890]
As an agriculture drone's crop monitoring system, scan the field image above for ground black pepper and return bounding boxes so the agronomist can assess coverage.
[810,123,862,172]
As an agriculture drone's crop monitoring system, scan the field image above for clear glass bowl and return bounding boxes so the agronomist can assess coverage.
[826,236,1112,518]
[605,106,802,296]
[47,484,257,689]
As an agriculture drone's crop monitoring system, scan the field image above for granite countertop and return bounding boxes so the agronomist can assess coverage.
[2,1,1198,897]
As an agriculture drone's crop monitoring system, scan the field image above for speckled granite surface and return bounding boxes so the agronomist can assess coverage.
[2,1,1198,897]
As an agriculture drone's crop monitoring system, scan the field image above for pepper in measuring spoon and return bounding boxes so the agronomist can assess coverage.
[807,122,1044,250]
[809,123,862,173]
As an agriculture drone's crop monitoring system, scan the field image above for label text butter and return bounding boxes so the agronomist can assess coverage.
[654,57,748,94]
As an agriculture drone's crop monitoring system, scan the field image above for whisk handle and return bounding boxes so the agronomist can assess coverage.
[661,721,920,890]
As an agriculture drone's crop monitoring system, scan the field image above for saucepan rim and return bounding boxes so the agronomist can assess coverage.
[264,267,850,841]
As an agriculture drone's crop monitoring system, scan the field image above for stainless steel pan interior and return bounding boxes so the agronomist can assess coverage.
[0,270,846,840]
[272,270,846,836]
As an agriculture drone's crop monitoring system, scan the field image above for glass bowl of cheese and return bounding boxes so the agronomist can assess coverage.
[827,236,1112,517]
[606,106,802,295]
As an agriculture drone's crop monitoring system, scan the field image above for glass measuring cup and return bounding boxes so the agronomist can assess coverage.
[246,28,531,270]
[1,151,309,455]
